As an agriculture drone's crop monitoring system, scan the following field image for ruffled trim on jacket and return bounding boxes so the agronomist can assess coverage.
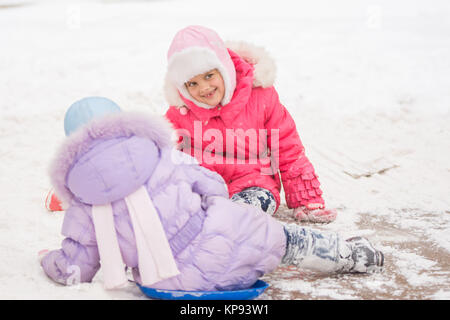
[281,156,324,208]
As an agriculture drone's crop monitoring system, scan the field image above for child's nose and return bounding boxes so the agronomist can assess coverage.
[199,82,211,93]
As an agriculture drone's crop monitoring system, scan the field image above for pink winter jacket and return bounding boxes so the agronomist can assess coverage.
[165,44,324,211]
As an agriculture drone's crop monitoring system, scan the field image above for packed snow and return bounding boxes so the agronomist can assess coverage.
[0,0,449,299]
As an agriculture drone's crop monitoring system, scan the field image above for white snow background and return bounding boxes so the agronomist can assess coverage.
[0,0,449,299]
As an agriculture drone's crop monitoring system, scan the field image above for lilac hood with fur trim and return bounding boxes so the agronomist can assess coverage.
[41,112,286,291]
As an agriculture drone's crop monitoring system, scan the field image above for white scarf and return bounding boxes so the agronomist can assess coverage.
[91,186,180,290]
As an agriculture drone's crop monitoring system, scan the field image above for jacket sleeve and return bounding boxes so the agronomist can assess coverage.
[165,107,187,150]
[180,153,230,199]
[41,203,100,285]
[264,87,324,208]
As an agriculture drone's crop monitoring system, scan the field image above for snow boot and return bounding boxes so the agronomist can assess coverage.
[281,224,384,274]
[345,236,384,273]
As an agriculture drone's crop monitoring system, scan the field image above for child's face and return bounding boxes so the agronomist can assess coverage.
[185,69,225,107]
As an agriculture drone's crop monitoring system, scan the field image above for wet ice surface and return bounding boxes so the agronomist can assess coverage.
[259,206,450,300]
[1,0,449,299]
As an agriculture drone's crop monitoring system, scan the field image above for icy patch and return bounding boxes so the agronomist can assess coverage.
[395,251,439,286]
[274,279,357,300]
[431,289,450,300]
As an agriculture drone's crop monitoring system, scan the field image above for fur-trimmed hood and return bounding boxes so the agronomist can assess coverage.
[164,40,276,108]
[49,112,176,206]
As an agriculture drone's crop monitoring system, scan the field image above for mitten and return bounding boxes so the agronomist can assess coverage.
[293,204,337,223]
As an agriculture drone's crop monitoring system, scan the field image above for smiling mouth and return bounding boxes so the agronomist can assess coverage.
[202,88,217,99]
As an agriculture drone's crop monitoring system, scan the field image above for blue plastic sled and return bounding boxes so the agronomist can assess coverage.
[137,280,269,300]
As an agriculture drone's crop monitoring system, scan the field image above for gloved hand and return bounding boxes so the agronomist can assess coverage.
[293,203,337,223]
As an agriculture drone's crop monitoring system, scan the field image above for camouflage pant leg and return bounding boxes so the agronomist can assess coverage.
[231,187,277,216]
[281,223,353,273]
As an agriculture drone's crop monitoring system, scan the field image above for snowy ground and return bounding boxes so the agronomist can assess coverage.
[0,0,449,299]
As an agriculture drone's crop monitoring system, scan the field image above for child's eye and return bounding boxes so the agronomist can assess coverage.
[187,82,197,87]
[205,73,214,80]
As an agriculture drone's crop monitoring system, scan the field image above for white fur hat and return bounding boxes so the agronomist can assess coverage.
[164,27,277,109]
[166,25,236,109]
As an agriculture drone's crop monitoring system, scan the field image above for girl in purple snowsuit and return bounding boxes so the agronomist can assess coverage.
[40,98,384,292]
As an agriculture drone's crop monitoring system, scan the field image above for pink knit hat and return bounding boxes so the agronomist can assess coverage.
[165,25,237,109]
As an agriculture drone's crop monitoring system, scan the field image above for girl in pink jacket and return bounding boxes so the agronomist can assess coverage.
[165,25,336,222]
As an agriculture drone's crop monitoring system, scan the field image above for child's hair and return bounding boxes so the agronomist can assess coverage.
[64,96,121,136]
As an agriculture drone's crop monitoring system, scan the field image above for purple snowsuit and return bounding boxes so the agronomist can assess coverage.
[42,112,286,291]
